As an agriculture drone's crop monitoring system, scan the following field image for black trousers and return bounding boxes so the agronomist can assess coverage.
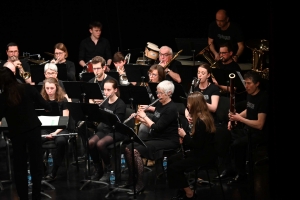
[9,127,43,200]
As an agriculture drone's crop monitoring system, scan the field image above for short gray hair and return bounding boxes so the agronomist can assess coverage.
[157,80,174,95]
[44,63,58,72]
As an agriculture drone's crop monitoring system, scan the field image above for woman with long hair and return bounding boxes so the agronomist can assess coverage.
[40,77,69,180]
[0,67,51,200]
[168,91,217,200]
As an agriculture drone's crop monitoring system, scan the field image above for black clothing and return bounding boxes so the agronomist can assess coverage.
[59,60,76,81]
[88,74,117,96]
[218,60,242,71]
[129,100,180,160]
[79,37,112,63]
[15,59,31,83]
[165,60,181,82]
[167,118,216,189]
[208,21,243,55]
[0,83,51,200]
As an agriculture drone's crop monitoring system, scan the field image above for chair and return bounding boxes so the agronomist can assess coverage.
[186,126,231,200]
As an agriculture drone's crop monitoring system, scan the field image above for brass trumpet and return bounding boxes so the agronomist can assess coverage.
[197,44,219,68]
[11,57,31,80]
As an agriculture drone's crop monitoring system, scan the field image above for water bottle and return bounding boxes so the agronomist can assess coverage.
[120,154,126,172]
[27,170,32,186]
[109,171,115,185]
[163,157,167,171]
[48,153,53,167]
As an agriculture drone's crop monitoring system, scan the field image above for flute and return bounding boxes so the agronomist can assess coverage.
[123,98,161,124]
[98,94,112,107]
[41,133,77,138]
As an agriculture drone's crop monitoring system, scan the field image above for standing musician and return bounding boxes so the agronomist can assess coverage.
[217,70,268,185]
[50,43,76,81]
[168,91,216,200]
[208,9,244,62]
[158,46,182,83]
[185,63,220,125]
[0,67,52,200]
[2,62,23,83]
[6,42,34,85]
[79,21,112,72]
[40,77,69,181]
[88,79,126,182]
[123,80,180,194]
[88,56,117,104]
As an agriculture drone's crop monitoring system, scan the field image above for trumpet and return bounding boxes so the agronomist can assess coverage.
[197,44,219,68]
[11,57,31,80]
[123,98,161,124]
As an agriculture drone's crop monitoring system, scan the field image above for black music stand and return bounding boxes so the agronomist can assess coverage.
[148,82,159,99]
[66,103,110,190]
[125,64,150,83]
[80,73,94,82]
[63,81,86,103]
[105,122,147,200]
[56,63,68,81]
[82,83,104,101]
[106,72,120,84]
[172,83,188,103]
[119,86,151,111]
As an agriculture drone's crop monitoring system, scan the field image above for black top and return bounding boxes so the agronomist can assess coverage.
[218,61,241,71]
[78,37,112,62]
[0,84,51,134]
[61,60,76,81]
[88,74,117,95]
[15,59,31,83]
[149,100,179,144]
[165,60,181,82]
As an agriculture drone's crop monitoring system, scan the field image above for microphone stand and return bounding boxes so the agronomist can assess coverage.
[191,50,195,66]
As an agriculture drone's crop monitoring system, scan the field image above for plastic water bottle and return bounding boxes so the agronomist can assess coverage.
[48,153,53,167]
[27,170,32,186]
[120,154,126,172]
[163,157,167,171]
[109,171,115,185]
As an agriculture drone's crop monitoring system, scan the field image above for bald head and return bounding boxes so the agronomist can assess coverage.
[3,62,16,75]
[216,9,229,29]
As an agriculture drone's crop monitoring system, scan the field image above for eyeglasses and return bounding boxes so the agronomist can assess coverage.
[8,50,18,54]
[219,52,229,55]
[45,72,57,75]
[93,68,102,70]
[159,53,171,57]
[148,73,158,77]
[156,91,164,95]
[54,52,64,55]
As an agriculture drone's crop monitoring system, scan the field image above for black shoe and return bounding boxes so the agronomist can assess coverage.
[214,169,236,180]
[45,173,56,181]
[227,174,247,185]
[127,183,145,195]
[91,164,104,181]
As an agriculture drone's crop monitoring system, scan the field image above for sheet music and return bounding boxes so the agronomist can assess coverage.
[236,71,246,88]
[38,116,60,126]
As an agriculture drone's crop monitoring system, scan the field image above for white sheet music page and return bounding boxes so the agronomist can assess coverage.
[38,116,60,126]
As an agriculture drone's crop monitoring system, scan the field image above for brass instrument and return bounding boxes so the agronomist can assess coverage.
[11,57,31,80]
[162,49,183,69]
[123,98,161,124]
[229,73,237,128]
[197,44,219,68]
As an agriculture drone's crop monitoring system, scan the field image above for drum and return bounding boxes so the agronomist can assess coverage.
[144,42,160,61]
[86,62,93,72]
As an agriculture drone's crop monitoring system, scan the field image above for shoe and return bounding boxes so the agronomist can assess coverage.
[127,183,145,195]
[214,169,236,180]
[45,173,56,181]
[227,174,247,185]
[99,172,110,182]
[91,164,103,181]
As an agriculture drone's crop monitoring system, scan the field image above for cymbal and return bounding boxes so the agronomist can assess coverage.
[44,52,54,56]
[246,39,269,51]
[28,59,46,64]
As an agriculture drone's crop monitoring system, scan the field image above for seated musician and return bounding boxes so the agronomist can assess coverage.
[38,63,71,102]
[88,79,127,182]
[217,71,268,185]
[40,77,69,181]
[185,63,220,125]
[168,91,217,200]
[112,51,132,86]
[158,46,182,84]
[87,56,117,104]
[123,80,180,194]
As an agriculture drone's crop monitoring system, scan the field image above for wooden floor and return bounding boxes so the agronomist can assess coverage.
[0,136,271,200]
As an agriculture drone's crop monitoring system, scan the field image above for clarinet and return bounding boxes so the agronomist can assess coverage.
[177,112,190,158]
[229,73,237,128]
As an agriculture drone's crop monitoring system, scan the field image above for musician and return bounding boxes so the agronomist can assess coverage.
[87,56,117,104]
[79,21,112,72]
[38,63,71,102]
[112,51,132,86]
[50,43,76,81]
[0,67,51,200]
[185,63,220,125]
[158,46,182,83]
[168,91,216,200]
[6,42,33,84]
[88,79,126,182]
[219,71,268,185]
[40,77,69,181]
[123,80,180,194]
[3,62,23,83]
[208,9,244,62]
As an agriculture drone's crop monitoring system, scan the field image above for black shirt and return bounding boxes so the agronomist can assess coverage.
[79,37,112,62]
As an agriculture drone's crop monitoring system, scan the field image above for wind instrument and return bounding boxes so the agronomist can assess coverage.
[161,49,183,69]
[98,94,112,107]
[189,77,200,94]
[11,56,31,80]
[229,73,237,128]
[123,98,161,124]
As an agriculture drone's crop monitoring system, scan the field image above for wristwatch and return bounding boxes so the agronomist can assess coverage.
[166,69,171,74]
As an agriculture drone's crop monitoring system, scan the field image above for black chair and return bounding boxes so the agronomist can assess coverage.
[186,126,231,200]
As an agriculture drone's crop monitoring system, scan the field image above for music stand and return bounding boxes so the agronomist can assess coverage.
[66,103,110,190]
[172,83,188,103]
[125,64,149,83]
[80,73,94,82]
[63,81,86,103]
[119,86,151,111]
[106,72,120,84]
[56,63,68,81]
[148,82,159,100]
[82,83,104,100]
[105,122,147,200]
[35,101,60,116]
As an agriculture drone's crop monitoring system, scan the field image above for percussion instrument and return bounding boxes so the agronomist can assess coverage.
[144,42,160,61]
